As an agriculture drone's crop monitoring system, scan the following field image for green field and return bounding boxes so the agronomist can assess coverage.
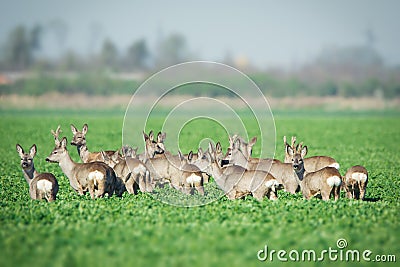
[0,110,399,267]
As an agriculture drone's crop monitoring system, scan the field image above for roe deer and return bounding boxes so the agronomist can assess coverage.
[343,165,368,200]
[138,130,166,162]
[16,144,59,202]
[101,148,153,195]
[224,137,298,194]
[46,137,117,199]
[142,131,204,194]
[70,123,116,163]
[283,136,339,171]
[289,144,342,201]
[192,142,278,201]
[228,134,257,160]
[177,150,204,195]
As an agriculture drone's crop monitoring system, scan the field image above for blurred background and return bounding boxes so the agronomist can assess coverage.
[0,0,399,110]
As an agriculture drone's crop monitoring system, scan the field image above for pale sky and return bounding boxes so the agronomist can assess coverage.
[0,0,399,69]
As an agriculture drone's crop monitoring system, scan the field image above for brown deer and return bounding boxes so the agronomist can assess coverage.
[16,144,59,202]
[223,137,298,194]
[70,123,116,163]
[177,150,204,195]
[289,144,342,201]
[228,134,258,159]
[192,142,278,201]
[46,137,117,199]
[139,130,166,161]
[343,165,368,200]
[142,131,204,195]
[101,148,153,195]
[283,136,339,171]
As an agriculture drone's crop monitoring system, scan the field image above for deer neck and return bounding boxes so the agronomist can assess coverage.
[22,165,38,185]
[77,145,82,158]
[293,164,308,185]
[77,145,91,162]
[208,161,224,182]
[58,150,79,185]
[232,149,250,168]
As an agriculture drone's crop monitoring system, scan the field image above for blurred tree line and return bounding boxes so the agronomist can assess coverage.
[0,24,399,98]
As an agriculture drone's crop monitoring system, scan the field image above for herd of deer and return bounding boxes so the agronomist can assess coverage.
[16,124,369,203]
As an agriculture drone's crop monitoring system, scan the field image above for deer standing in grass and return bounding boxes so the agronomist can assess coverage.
[224,137,299,194]
[46,136,117,199]
[343,165,368,200]
[177,150,204,195]
[283,136,339,171]
[192,142,278,201]
[289,144,342,201]
[101,147,153,195]
[143,131,204,195]
[16,144,59,202]
[70,124,117,163]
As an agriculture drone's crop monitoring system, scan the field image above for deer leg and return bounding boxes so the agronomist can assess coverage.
[196,185,205,196]
[96,178,106,198]
[334,186,340,201]
[47,193,56,202]
[321,189,330,201]
[359,182,366,200]
[36,190,44,201]
[87,179,95,199]
[226,190,237,200]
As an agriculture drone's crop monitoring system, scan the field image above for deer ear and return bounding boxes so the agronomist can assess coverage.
[216,142,222,153]
[101,151,108,161]
[287,145,294,157]
[198,147,203,158]
[71,124,78,134]
[29,144,37,158]
[301,146,308,158]
[188,151,193,161]
[61,137,67,148]
[157,132,163,143]
[16,144,24,157]
[143,131,149,141]
[82,124,88,135]
[249,136,257,146]
[149,131,154,141]
[178,150,184,161]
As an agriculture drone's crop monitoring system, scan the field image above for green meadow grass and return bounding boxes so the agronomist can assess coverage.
[0,110,399,267]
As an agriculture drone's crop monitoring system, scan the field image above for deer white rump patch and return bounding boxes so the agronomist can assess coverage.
[37,180,52,192]
[351,172,368,183]
[88,170,104,186]
[327,176,341,187]
[265,179,279,188]
[328,162,340,170]
[186,173,202,185]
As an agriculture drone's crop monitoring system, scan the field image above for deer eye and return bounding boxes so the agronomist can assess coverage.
[53,151,58,154]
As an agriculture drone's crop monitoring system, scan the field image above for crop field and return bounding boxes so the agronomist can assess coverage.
[0,109,399,267]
